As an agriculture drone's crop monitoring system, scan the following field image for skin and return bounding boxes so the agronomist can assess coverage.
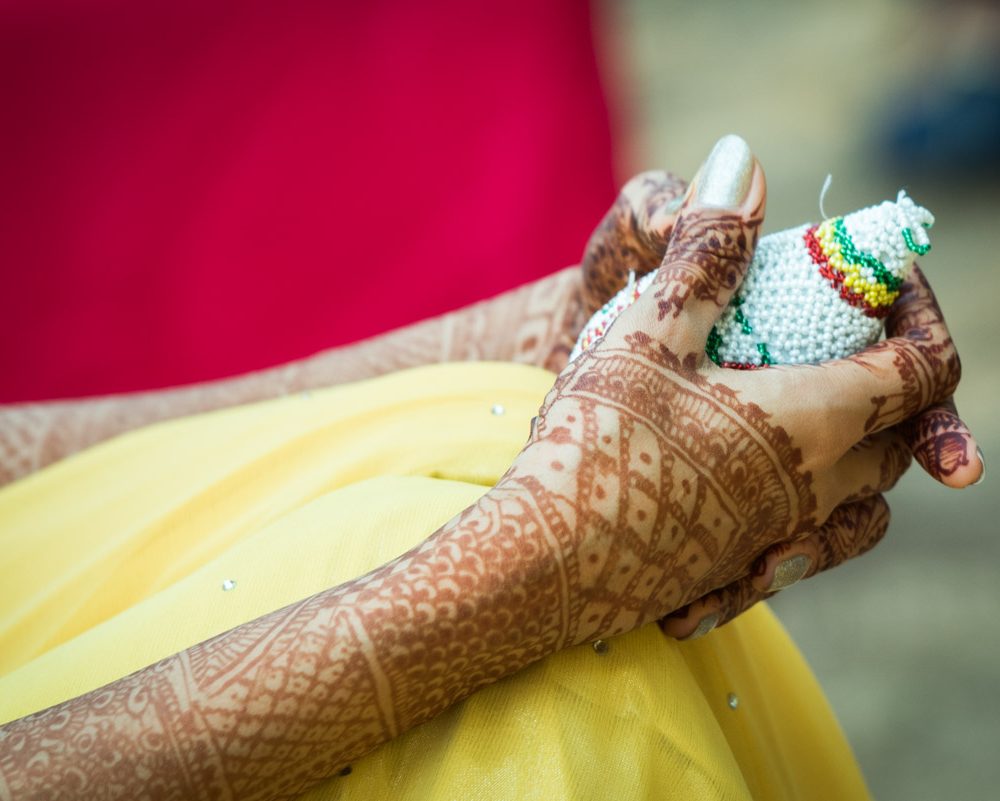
[0,150,981,799]
[0,168,975,636]
[0,268,586,488]
[578,169,982,635]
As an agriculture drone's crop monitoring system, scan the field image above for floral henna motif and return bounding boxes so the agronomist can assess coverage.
[651,205,763,323]
[900,399,972,480]
[580,171,687,317]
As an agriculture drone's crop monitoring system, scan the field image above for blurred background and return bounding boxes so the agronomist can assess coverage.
[2,0,998,797]
[598,1,999,798]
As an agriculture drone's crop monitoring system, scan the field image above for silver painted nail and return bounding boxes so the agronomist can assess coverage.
[696,134,753,209]
[767,554,812,592]
[973,446,986,486]
[681,611,720,641]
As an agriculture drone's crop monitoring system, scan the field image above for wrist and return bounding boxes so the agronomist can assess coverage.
[505,433,688,646]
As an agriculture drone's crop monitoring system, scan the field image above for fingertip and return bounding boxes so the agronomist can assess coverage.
[658,597,724,640]
[938,439,985,488]
[641,143,767,356]
[750,544,817,594]
[913,421,984,488]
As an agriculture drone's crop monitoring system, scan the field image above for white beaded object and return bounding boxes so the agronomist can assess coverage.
[570,191,934,367]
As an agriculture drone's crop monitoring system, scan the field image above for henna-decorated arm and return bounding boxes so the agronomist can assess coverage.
[0,483,593,800]
[0,268,586,488]
[0,140,794,799]
[0,137,980,798]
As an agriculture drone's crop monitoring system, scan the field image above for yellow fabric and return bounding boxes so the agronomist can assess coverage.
[0,361,870,800]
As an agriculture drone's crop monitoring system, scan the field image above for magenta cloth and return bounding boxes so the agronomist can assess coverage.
[0,0,617,401]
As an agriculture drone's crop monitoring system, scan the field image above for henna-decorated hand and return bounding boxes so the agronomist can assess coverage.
[504,135,982,644]
[659,264,984,636]
[580,170,687,318]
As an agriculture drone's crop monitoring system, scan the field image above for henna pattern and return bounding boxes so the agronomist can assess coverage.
[0,158,972,795]
[899,399,972,480]
[816,497,890,569]
[651,206,762,324]
[852,267,961,434]
[667,495,890,633]
[840,433,913,505]
[580,171,687,317]
[0,268,588,488]
[507,325,816,641]
[0,486,580,800]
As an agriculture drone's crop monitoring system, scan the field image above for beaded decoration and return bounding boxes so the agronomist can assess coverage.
[571,190,934,367]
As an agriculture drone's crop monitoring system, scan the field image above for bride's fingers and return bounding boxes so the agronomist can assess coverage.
[769,266,960,456]
[659,497,890,638]
[899,396,984,488]
[621,135,767,362]
[830,429,912,507]
[750,496,890,593]
[580,171,688,317]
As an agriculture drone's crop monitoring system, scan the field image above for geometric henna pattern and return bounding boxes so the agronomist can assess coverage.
[0,486,579,799]
[0,196,829,796]
[509,321,816,642]
[681,495,892,632]
[0,177,971,797]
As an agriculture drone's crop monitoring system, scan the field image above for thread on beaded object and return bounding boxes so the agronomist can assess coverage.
[818,173,833,220]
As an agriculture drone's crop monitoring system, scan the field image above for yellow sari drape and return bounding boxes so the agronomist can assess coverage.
[0,362,869,800]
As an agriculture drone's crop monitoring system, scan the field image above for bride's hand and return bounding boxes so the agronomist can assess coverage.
[502,136,977,643]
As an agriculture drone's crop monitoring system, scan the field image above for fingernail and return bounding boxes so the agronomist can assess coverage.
[680,611,720,641]
[767,554,812,592]
[696,134,754,209]
[973,446,986,486]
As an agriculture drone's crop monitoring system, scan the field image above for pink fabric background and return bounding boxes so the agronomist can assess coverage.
[0,0,616,401]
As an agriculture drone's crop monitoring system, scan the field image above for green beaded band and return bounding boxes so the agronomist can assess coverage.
[832,218,902,292]
[902,227,932,256]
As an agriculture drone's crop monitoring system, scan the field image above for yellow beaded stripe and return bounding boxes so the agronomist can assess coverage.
[814,218,900,310]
